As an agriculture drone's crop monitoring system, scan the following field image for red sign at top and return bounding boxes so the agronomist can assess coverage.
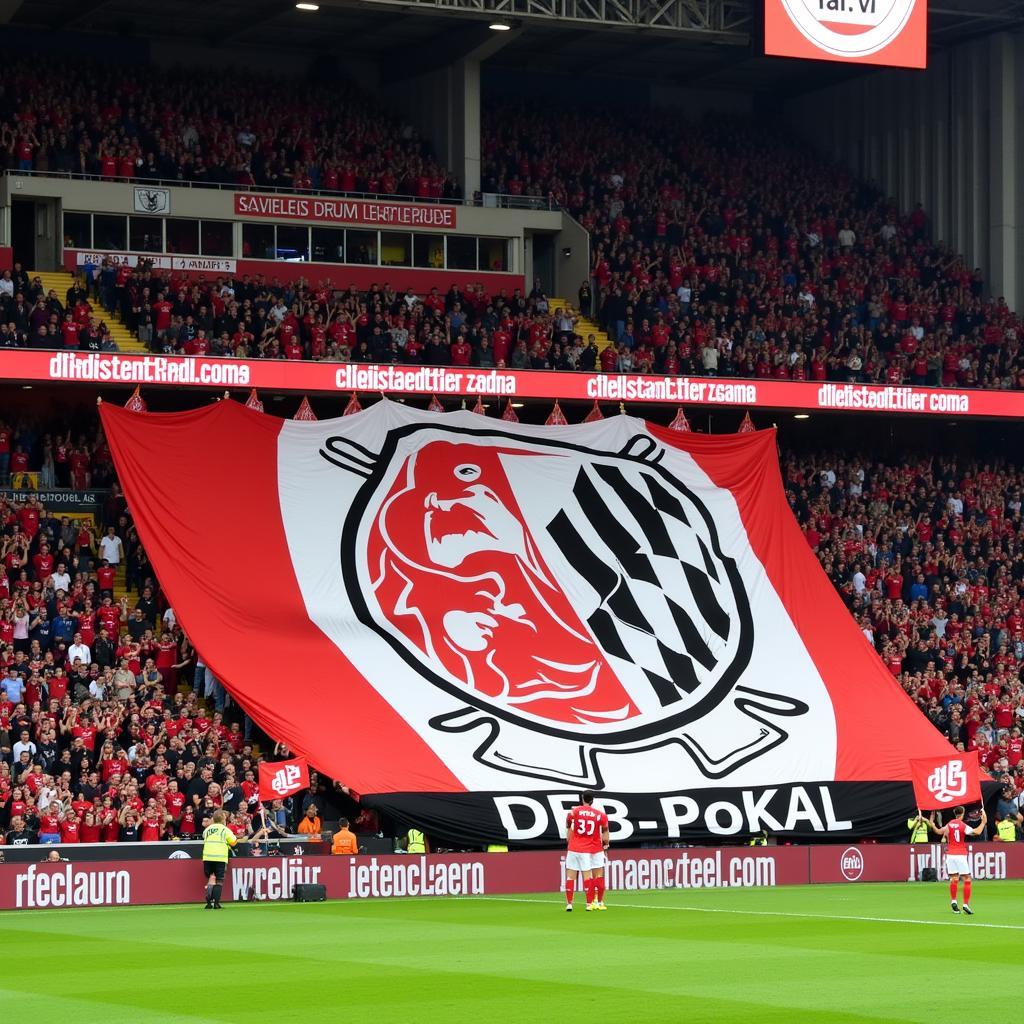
[234,193,458,230]
[764,0,927,69]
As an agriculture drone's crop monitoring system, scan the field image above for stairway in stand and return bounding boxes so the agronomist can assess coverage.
[548,297,614,364]
[31,268,149,353]
[113,563,130,609]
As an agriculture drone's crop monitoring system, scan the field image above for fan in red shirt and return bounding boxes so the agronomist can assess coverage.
[926,804,987,914]
[563,790,610,912]
[60,813,81,843]
[79,811,102,844]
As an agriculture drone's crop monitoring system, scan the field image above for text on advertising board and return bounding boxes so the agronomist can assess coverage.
[3,349,1016,418]
[234,194,457,229]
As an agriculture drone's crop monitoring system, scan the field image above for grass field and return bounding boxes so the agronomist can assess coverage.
[3,882,1023,1023]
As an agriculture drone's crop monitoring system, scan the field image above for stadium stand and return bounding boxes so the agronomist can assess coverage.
[482,107,1022,389]
[0,58,457,198]
[2,83,1019,387]
[2,80,1024,846]
[0,421,1022,843]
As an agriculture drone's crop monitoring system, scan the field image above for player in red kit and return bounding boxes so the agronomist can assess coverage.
[564,790,610,912]
[927,804,987,914]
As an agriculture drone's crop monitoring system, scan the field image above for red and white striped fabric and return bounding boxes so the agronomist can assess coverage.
[100,400,960,843]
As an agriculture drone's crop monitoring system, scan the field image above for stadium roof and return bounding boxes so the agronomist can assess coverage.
[8,0,1024,93]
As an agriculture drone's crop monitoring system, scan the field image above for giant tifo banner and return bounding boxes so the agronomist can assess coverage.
[5,350,1023,419]
[3,845,1023,910]
[100,401,963,844]
[764,0,927,69]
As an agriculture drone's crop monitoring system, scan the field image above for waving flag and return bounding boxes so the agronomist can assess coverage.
[910,751,982,810]
[100,401,963,844]
[259,756,310,802]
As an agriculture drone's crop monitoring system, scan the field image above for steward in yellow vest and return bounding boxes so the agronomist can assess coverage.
[907,814,930,843]
[403,828,428,854]
[201,809,238,909]
[995,816,1018,842]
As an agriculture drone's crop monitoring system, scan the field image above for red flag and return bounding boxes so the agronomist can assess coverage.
[471,396,486,416]
[427,395,444,413]
[258,756,310,802]
[737,411,755,433]
[545,400,568,426]
[500,400,519,423]
[124,386,147,413]
[294,397,317,421]
[668,407,691,432]
[343,393,362,416]
[583,400,604,423]
[244,389,264,413]
[909,751,983,810]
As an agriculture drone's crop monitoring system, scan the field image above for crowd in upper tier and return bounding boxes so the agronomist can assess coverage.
[2,64,1023,388]
[0,60,1020,389]
[482,108,1023,390]
[0,57,458,198]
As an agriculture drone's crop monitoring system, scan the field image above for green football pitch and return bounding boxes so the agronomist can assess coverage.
[3,882,1023,1023]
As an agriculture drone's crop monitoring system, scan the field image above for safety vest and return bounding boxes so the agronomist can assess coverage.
[907,818,929,843]
[486,843,509,853]
[201,823,236,863]
[407,829,426,854]
[997,819,1017,842]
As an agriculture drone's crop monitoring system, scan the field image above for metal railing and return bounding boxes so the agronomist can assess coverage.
[2,168,560,212]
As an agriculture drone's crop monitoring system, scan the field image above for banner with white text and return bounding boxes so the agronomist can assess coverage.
[2,350,1016,419]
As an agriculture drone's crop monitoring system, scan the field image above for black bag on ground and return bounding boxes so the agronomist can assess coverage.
[292,883,327,902]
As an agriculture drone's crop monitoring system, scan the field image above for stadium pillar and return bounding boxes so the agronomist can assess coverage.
[453,58,482,198]
[988,32,1018,310]
[382,30,518,199]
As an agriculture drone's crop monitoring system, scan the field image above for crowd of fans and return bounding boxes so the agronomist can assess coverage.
[785,449,1024,834]
[6,261,601,371]
[0,434,374,847]
[0,57,457,198]
[1,411,1022,845]
[483,108,1023,390]
[2,74,1024,387]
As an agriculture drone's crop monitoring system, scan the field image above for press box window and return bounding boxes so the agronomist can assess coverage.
[166,218,199,255]
[479,237,509,272]
[445,235,476,271]
[242,223,275,260]
[311,227,346,263]
[381,231,411,267]
[346,230,377,265]
[129,216,163,253]
[414,234,444,269]
[275,226,309,261]
[63,212,92,249]
[93,215,127,252]
[201,221,233,257]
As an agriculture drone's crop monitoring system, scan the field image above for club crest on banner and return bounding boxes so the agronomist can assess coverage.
[319,422,809,786]
[926,759,968,804]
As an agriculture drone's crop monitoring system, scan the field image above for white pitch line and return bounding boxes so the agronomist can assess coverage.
[471,895,1024,931]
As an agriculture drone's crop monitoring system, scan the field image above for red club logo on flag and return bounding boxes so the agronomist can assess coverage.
[258,756,310,801]
[319,423,810,786]
[909,751,982,810]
